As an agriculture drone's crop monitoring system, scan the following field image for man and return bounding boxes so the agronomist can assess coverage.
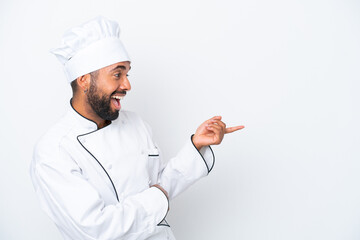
[30,16,244,240]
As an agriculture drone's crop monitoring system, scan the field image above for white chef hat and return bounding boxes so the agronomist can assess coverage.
[51,16,131,83]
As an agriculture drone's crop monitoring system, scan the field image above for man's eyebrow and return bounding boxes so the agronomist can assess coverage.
[110,65,131,72]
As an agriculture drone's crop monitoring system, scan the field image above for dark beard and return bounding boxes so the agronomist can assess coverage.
[87,79,119,121]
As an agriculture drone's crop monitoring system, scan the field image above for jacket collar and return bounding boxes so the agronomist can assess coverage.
[68,99,104,132]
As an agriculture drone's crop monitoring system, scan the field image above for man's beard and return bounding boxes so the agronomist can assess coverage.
[87,79,119,121]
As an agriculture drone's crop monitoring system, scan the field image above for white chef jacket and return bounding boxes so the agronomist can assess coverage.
[30,104,215,240]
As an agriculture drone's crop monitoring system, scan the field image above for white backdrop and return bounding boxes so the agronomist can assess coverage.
[1,0,360,239]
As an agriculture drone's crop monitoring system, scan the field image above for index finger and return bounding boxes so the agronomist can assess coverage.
[225,125,245,134]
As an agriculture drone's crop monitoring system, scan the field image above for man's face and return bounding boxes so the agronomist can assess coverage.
[86,61,131,121]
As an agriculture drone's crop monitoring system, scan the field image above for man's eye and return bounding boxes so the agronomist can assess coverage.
[114,73,129,78]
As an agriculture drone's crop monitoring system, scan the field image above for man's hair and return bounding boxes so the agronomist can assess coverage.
[70,70,99,94]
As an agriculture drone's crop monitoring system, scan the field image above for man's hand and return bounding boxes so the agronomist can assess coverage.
[192,116,244,150]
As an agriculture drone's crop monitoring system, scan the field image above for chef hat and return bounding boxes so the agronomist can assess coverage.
[51,16,131,83]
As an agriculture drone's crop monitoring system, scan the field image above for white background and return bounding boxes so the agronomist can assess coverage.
[1,0,360,239]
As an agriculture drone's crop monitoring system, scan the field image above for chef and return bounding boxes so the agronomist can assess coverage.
[30,16,244,240]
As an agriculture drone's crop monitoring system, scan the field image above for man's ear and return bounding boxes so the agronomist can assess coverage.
[76,74,91,93]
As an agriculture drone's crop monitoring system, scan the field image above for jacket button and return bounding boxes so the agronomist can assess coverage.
[107,163,112,169]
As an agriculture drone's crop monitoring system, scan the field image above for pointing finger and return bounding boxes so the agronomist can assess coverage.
[225,125,245,134]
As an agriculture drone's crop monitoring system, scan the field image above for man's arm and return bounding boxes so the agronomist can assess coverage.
[156,116,244,199]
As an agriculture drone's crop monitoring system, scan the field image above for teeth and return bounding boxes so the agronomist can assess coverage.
[111,96,124,100]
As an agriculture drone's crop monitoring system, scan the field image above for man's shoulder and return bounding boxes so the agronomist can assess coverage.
[34,112,78,157]
[31,112,84,176]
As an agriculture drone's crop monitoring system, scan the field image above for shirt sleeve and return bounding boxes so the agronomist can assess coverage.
[157,135,215,200]
[30,141,169,240]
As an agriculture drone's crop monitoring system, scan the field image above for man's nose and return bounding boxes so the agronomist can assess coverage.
[120,75,131,91]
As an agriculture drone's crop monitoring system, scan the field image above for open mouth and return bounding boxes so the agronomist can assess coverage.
[111,95,124,111]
